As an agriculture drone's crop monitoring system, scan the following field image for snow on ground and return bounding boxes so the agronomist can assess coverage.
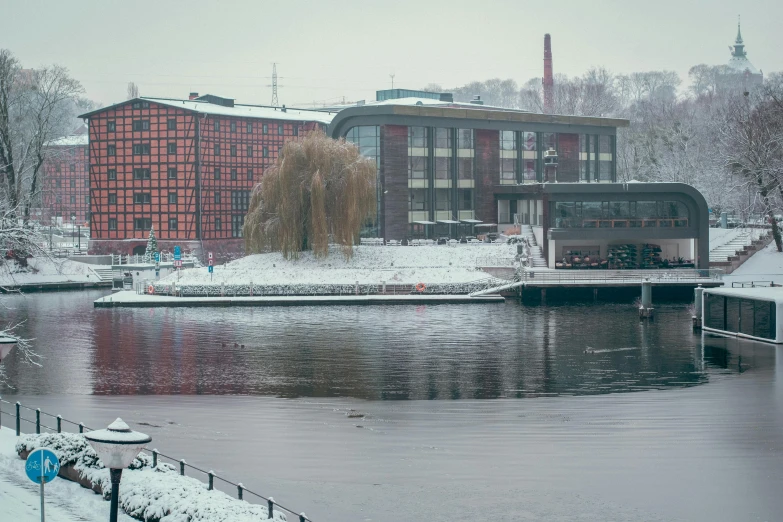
[163,243,517,286]
[0,258,101,286]
[0,427,135,522]
[723,242,783,285]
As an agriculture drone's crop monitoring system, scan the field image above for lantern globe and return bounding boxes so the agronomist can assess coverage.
[84,418,151,470]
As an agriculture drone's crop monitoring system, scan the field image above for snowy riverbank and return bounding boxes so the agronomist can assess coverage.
[0,258,103,287]
[0,427,135,522]
[159,243,517,287]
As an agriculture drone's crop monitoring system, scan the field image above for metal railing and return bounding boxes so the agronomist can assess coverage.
[112,253,198,265]
[520,268,724,284]
[0,398,311,522]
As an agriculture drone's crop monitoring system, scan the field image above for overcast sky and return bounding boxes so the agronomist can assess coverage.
[2,0,781,108]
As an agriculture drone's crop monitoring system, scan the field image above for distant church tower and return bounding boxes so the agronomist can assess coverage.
[720,17,763,93]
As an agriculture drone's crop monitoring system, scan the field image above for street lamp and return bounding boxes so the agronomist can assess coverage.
[0,335,17,362]
[84,419,151,522]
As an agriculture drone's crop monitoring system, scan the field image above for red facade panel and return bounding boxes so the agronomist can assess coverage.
[42,144,90,224]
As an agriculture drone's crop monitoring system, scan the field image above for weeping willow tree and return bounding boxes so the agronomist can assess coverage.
[243,130,377,259]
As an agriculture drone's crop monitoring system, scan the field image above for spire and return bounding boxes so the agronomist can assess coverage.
[731,16,746,58]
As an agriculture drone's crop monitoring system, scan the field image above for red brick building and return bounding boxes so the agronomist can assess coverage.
[79,94,333,260]
[41,133,90,225]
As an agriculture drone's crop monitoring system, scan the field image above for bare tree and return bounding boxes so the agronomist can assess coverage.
[719,93,783,251]
[127,81,139,100]
[0,49,84,225]
[0,322,39,388]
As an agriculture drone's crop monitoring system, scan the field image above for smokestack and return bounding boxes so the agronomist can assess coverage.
[188,92,199,100]
[543,34,554,114]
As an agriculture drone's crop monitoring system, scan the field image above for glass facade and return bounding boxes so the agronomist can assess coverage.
[345,125,380,236]
[704,294,776,341]
[552,200,689,229]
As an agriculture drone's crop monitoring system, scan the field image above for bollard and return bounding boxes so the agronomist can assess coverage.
[15,402,20,436]
[36,408,40,434]
[639,279,654,320]
[208,471,214,490]
[355,280,359,295]
[382,281,386,294]
[79,422,84,434]
[720,211,728,229]
[237,483,243,500]
[249,281,253,296]
[180,459,186,476]
[268,497,274,519]
[299,513,307,522]
[152,449,158,468]
[57,415,62,433]
[693,285,704,329]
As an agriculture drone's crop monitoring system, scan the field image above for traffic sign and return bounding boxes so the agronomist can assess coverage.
[208,252,213,260]
[154,252,160,262]
[26,448,60,484]
[174,259,182,268]
[208,266,213,273]
[174,246,181,260]
[208,258,213,266]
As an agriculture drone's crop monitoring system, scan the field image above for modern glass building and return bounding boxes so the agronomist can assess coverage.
[330,99,710,269]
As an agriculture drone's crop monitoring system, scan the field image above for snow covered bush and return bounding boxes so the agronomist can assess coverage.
[17,433,286,522]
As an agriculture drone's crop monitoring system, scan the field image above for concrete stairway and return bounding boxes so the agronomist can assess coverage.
[89,267,115,282]
[520,225,548,268]
[709,232,754,262]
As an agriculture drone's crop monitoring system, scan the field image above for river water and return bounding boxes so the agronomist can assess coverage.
[1,290,781,521]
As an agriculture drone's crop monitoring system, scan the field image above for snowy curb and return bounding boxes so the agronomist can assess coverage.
[16,433,285,522]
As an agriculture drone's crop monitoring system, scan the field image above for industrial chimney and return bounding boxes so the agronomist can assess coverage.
[543,34,554,114]
[188,92,199,100]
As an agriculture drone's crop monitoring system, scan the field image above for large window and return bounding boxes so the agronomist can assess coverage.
[457,129,473,150]
[500,131,517,183]
[133,168,150,180]
[133,193,151,204]
[409,157,427,179]
[231,190,250,211]
[132,143,150,155]
[409,189,428,211]
[458,157,473,180]
[132,120,150,131]
[705,294,776,341]
[552,200,690,228]
[435,157,450,180]
[134,218,152,230]
[231,215,244,238]
[434,128,450,149]
[435,189,451,211]
[409,127,428,149]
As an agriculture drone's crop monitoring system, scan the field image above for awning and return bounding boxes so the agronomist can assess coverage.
[412,220,437,225]
[474,223,498,227]
[460,219,483,224]
[436,219,460,224]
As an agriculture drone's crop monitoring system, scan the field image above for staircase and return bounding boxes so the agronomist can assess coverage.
[89,266,115,282]
[520,225,548,268]
[709,231,755,262]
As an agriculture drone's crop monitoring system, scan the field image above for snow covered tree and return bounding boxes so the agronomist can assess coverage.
[243,130,376,260]
[144,226,158,260]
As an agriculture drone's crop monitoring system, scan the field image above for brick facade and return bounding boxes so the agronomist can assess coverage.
[380,125,409,241]
[474,129,499,226]
[83,97,328,259]
[42,140,90,224]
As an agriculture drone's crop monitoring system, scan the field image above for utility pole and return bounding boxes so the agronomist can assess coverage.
[271,63,279,106]
[389,73,395,90]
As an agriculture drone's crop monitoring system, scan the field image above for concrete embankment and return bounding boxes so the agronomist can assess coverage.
[94,291,505,308]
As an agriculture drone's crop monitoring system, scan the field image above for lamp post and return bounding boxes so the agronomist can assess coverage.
[0,335,17,362]
[84,419,151,522]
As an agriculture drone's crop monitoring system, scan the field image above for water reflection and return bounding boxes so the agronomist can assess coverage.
[0,291,776,398]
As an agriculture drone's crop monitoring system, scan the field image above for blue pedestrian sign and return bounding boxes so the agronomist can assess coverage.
[174,246,181,261]
[154,252,160,262]
[26,448,60,484]
[208,265,213,273]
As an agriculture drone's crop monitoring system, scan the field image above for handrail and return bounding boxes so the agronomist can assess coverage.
[0,398,312,522]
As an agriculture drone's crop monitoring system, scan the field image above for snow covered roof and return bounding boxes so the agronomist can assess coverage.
[325,96,530,114]
[46,134,88,147]
[704,286,783,303]
[727,56,760,75]
[79,96,337,125]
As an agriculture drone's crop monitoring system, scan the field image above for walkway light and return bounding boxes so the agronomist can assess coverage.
[0,335,17,362]
[84,418,151,522]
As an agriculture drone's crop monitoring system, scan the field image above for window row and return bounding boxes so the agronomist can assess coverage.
[212,144,271,157]
[552,201,690,228]
[52,195,89,205]
[408,127,475,149]
[53,179,90,188]
[408,188,473,212]
[107,118,180,132]
[408,157,474,180]
[213,168,255,181]
[211,119,298,136]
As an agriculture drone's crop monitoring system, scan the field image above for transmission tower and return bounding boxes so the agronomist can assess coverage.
[271,63,279,106]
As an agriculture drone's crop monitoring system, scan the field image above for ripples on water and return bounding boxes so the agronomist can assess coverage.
[0,291,772,398]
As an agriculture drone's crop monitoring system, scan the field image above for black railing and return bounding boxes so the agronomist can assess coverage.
[0,398,311,522]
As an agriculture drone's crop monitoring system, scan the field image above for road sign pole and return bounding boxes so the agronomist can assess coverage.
[40,481,45,522]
